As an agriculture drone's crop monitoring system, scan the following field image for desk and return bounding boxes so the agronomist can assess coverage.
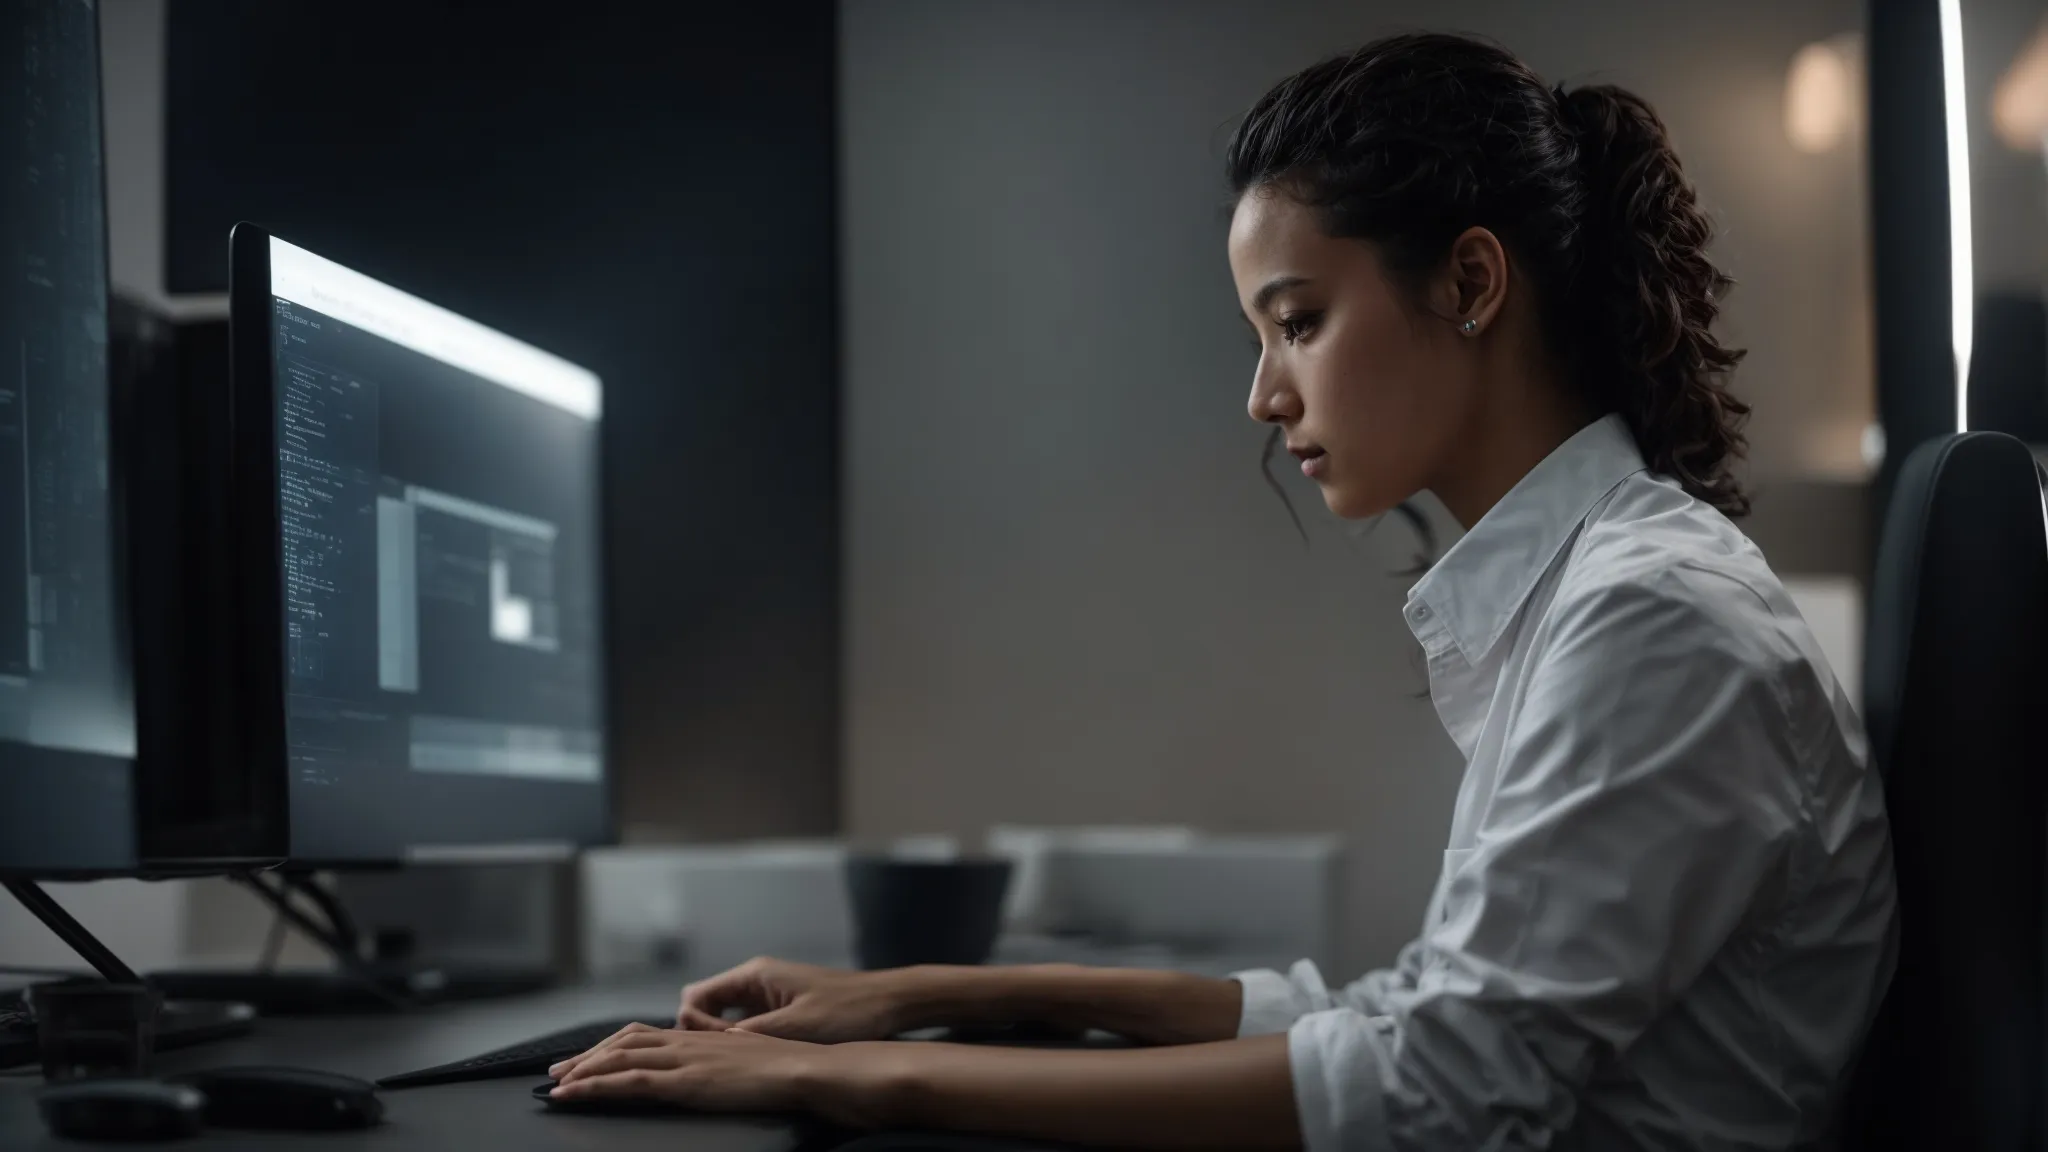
[0,978,817,1152]
[0,950,1294,1151]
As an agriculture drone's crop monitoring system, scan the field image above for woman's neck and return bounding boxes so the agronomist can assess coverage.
[1429,377,1594,531]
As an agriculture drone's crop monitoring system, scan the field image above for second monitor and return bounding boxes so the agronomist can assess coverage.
[228,226,610,867]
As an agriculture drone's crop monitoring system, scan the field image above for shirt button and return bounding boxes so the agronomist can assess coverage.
[1411,604,1431,621]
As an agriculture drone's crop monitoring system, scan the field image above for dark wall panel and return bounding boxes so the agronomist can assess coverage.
[163,0,840,839]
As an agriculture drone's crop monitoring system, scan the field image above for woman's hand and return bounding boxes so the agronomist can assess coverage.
[674,956,915,1042]
[545,1025,841,1115]
[549,1024,1303,1149]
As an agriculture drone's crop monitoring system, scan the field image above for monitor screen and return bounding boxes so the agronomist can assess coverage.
[256,235,607,863]
[0,0,138,874]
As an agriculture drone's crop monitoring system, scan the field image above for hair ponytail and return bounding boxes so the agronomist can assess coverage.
[1558,85,1750,516]
[1228,35,1751,518]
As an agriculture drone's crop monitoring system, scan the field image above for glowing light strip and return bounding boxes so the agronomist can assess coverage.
[268,236,601,421]
[1939,0,1973,431]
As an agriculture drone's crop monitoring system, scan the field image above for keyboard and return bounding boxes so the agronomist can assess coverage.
[376,1016,672,1089]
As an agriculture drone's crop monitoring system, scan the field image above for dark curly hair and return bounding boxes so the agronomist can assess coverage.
[1229,32,1751,518]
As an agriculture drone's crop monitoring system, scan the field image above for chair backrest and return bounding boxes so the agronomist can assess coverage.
[1969,292,2048,443]
[1844,432,2048,1150]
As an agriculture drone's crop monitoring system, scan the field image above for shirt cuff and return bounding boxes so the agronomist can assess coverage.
[1230,959,1331,1037]
[1232,969,1302,1037]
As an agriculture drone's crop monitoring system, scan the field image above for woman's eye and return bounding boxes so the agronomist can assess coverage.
[1279,312,1321,344]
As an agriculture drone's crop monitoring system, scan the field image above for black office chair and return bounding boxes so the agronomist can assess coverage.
[1969,292,2048,444]
[1842,431,2048,1150]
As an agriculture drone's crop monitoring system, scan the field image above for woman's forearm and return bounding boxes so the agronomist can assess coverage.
[899,963,1244,1046]
[814,1035,1300,1149]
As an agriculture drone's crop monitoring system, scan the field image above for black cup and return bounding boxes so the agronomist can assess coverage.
[844,858,1013,970]
[29,981,160,1082]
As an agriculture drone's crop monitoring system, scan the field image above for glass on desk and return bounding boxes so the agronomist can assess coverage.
[29,981,160,1082]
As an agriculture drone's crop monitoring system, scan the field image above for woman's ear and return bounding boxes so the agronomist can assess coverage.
[1437,227,1510,336]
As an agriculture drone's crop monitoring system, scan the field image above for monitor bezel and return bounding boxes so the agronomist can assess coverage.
[121,301,289,876]
[121,225,296,875]
[225,223,616,870]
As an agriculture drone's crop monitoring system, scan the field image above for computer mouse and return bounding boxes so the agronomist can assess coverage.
[166,1065,383,1131]
[37,1078,206,1142]
[532,1079,696,1115]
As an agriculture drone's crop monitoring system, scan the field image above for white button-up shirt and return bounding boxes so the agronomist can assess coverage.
[1235,415,1897,1151]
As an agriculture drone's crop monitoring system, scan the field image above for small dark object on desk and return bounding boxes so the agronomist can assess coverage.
[30,980,160,1081]
[166,1066,383,1131]
[0,998,255,1072]
[845,857,1012,970]
[377,1016,672,1089]
[36,1078,205,1142]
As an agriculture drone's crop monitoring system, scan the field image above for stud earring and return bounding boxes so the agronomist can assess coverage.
[1460,319,1479,334]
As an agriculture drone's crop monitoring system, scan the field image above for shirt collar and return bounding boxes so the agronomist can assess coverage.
[1405,413,1647,663]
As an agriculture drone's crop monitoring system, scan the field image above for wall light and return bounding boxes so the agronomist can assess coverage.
[1785,34,1865,154]
[1939,0,1973,431]
[1993,17,2048,151]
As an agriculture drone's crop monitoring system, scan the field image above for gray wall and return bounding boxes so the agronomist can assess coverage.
[841,0,1866,972]
[100,0,172,310]
[1967,1,2048,298]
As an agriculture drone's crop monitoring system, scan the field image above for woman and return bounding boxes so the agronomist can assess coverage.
[548,33,1897,1150]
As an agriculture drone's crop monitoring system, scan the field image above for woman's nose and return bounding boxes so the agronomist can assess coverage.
[1247,363,1300,425]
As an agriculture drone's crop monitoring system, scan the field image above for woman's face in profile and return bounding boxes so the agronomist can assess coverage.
[1228,189,1476,521]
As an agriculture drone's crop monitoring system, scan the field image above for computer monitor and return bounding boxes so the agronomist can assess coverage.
[0,0,132,874]
[228,226,610,866]
[0,0,283,880]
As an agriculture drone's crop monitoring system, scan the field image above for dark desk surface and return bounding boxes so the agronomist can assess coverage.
[1,949,1290,1151]
[0,978,817,1152]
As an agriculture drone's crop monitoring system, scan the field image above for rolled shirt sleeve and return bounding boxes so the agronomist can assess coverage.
[1276,578,1807,1150]
[1234,938,1431,1037]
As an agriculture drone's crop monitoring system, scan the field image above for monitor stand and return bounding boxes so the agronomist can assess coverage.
[0,879,256,1071]
[145,873,556,1015]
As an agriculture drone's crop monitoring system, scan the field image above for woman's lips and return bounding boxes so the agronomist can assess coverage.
[1290,444,1328,479]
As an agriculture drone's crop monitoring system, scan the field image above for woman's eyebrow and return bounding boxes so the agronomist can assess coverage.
[1251,274,1310,314]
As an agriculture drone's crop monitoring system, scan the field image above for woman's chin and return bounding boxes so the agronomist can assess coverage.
[1319,484,1406,522]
